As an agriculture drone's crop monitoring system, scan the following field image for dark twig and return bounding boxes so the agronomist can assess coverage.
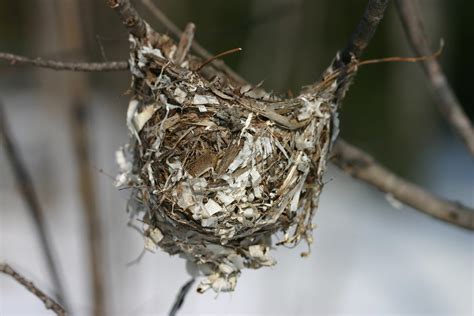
[0,104,68,306]
[169,278,195,316]
[0,52,128,72]
[141,0,246,85]
[395,0,474,156]
[105,0,148,39]
[0,263,67,316]
[332,140,474,230]
[340,0,391,64]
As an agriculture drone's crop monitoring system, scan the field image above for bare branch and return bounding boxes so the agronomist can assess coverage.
[0,104,68,306]
[395,0,474,156]
[142,0,246,85]
[340,0,391,64]
[331,140,474,230]
[0,52,128,72]
[105,0,148,39]
[0,262,67,316]
[169,278,195,316]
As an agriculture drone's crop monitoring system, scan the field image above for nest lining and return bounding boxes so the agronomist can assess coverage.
[116,25,352,293]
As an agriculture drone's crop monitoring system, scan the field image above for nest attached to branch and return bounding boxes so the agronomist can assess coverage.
[116,25,355,293]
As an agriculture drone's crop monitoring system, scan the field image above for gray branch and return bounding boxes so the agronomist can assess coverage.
[395,0,474,156]
[332,140,474,230]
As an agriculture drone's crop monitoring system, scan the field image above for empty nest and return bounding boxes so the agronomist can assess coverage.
[116,24,355,293]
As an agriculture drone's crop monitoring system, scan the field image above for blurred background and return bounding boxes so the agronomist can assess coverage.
[0,0,472,315]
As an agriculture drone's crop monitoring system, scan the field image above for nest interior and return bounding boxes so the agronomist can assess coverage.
[116,25,354,293]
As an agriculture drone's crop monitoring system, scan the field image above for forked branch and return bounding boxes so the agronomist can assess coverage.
[0,263,67,316]
[332,140,474,230]
[395,0,474,156]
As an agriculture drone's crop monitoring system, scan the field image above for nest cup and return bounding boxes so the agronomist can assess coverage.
[116,25,345,293]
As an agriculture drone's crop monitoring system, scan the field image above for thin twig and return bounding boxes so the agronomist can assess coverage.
[395,0,474,156]
[331,140,474,230]
[196,47,242,71]
[0,104,68,307]
[356,39,443,67]
[339,0,391,65]
[105,0,148,39]
[0,263,67,316]
[141,0,246,85]
[0,52,128,72]
[169,278,195,316]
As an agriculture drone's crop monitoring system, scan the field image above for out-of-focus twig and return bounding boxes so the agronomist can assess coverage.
[332,140,474,230]
[0,52,127,72]
[0,262,67,316]
[56,0,108,313]
[0,104,68,307]
[169,278,195,316]
[70,101,107,316]
[141,0,246,85]
[395,0,474,156]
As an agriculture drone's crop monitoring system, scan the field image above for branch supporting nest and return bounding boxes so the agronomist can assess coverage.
[332,140,474,230]
[340,0,391,65]
[395,0,474,156]
[0,263,67,316]
[106,0,147,39]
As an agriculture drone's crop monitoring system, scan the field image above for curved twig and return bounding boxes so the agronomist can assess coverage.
[0,52,128,72]
[0,262,67,316]
[332,140,474,230]
[395,0,474,156]
[0,104,68,306]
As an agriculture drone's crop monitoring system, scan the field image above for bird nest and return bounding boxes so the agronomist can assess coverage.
[116,25,352,293]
